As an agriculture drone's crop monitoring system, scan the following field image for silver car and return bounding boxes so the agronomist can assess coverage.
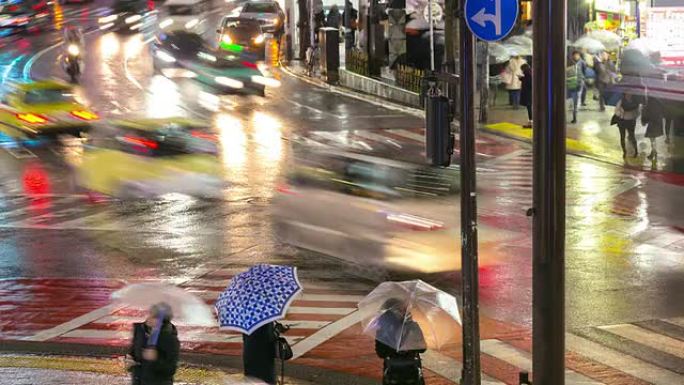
[235,0,284,35]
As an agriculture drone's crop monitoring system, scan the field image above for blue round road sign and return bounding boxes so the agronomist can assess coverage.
[464,0,519,42]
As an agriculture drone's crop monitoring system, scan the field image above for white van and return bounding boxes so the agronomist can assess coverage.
[160,0,211,34]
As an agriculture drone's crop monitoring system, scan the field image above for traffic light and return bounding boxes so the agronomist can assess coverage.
[425,94,454,167]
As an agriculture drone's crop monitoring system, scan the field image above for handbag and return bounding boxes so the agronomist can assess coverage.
[276,337,293,361]
[610,115,620,126]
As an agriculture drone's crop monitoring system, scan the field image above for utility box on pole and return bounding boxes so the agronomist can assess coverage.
[319,27,340,84]
[425,92,453,167]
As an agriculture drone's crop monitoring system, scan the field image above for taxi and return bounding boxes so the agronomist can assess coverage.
[0,80,98,138]
[76,118,223,199]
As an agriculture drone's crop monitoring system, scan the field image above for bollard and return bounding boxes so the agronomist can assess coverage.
[519,371,532,385]
[425,90,453,167]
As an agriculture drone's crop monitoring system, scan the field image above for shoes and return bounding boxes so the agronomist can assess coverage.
[647,151,657,160]
[599,107,606,112]
[571,119,577,124]
[523,121,532,128]
[581,103,587,107]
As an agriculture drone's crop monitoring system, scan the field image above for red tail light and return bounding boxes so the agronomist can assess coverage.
[123,136,158,150]
[191,130,217,141]
[242,61,258,69]
[276,184,298,195]
[71,110,99,121]
[16,113,47,124]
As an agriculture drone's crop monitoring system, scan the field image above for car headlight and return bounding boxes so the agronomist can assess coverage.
[67,44,80,56]
[99,14,118,24]
[254,34,265,44]
[125,14,142,24]
[155,50,176,63]
[159,18,174,29]
[221,34,232,45]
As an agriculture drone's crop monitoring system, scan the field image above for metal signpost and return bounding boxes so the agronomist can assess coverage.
[461,0,517,383]
[532,0,567,384]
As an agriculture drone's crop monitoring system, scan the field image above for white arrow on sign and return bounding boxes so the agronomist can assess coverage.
[470,0,502,36]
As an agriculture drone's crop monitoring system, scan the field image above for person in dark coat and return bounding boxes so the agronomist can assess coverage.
[642,96,665,160]
[613,93,640,158]
[126,303,180,385]
[519,63,533,128]
[243,322,277,384]
[375,298,426,385]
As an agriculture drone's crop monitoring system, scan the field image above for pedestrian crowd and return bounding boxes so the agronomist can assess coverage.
[500,47,676,160]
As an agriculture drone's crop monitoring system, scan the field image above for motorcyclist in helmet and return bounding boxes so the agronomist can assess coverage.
[62,25,84,82]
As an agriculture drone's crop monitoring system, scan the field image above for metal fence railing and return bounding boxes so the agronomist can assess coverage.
[345,48,369,77]
[395,64,425,93]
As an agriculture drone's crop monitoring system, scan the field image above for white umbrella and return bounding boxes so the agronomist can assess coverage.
[506,35,532,49]
[358,280,461,352]
[626,38,665,56]
[588,30,621,51]
[112,283,215,327]
[489,42,512,64]
[572,36,606,53]
[503,44,532,57]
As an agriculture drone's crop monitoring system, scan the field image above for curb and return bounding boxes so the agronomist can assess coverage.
[0,340,380,385]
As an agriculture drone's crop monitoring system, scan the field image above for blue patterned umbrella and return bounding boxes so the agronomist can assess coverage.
[215,264,303,335]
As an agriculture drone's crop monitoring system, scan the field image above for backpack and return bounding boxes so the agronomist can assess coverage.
[383,355,424,385]
[566,64,579,91]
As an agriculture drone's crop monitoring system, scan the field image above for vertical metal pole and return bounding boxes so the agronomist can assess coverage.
[429,0,435,71]
[459,2,481,384]
[532,0,567,384]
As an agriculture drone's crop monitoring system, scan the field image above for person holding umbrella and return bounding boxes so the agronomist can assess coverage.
[126,303,180,385]
[359,280,461,385]
[215,264,302,385]
[374,298,426,385]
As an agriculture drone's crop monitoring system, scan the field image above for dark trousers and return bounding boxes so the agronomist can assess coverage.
[618,119,638,156]
[508,90,521,108]
[526,103,532,121]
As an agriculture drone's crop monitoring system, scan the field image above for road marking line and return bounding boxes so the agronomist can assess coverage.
[287,100,340,117]
[349,130,402,148]
[291,309,364,359]
[663,317,684,328]
[24,304,124,342]
[598,324,684,359]
[480,339,604,385]
[483,149,530,166]
[388,129,424,142]
[566,333,684,385]
[421,350,504,385]
[193,289,363,303]
[60,328,302,344]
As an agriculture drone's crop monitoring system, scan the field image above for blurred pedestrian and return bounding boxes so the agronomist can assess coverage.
[595,51,616,112]
[519,63,533,128]
[326,4,341,28]
[567,51,586,124]
[503,55,526,109]
[581,49,594,106]
[126,303,180,385]
[342,0,358,48]
[375,298,426,385]
[243,322,278,384]
[612,93,640,158]
[641,95,665,160]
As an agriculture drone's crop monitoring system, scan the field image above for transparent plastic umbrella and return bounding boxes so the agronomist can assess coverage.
[489,43,512,64]
[626,38,665,56]
[572,36,606,53]
[503,44,532,57]
[111,283,215,327]
[588,30,621,51]
[358,280,461,352]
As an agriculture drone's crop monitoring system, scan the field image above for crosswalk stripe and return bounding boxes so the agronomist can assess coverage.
[93,315,331,330]
[421,350,504,385]
[663,317,684,328]
[480,339,603,385]
[59,328,302,344]
[567,333,684,385]
[598,324,684,359]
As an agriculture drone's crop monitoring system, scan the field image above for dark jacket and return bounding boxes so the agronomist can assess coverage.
[243,322,277,384]
[129,322,180,385]
[520,66,532,107]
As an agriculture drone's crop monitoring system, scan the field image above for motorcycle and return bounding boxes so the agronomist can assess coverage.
[63,43,81,83]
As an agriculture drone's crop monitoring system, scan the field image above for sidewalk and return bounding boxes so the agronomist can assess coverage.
[0,354,314,385]
[484,88,677,173]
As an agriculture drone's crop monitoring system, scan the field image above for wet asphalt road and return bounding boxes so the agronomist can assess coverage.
[0,0,682,341]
